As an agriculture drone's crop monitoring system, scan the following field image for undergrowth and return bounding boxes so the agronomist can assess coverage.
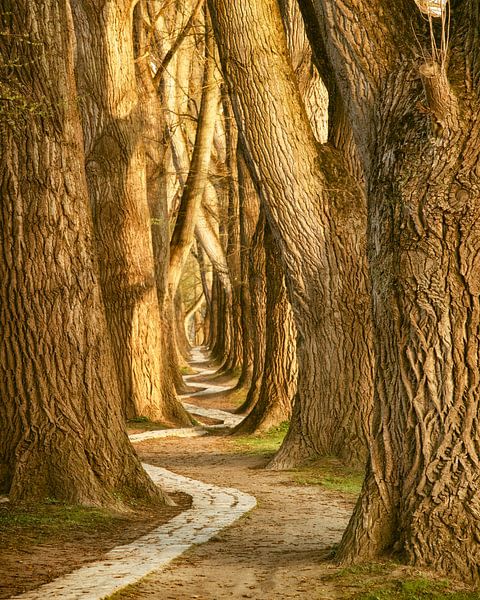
[126,417,169,431]
[0,502,120,546]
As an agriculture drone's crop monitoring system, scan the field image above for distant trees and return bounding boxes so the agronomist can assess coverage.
[71,0,191,426]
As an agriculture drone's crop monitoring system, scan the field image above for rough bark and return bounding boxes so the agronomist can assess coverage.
[208,0,373,468]
[218,89,243,376]
[168,10,220,297]
[236,210,267,414]
[234,224,297,434]
[305,0,480,581]
[235,150,260,391]
[0,0,169,507]
[72,0,188,425]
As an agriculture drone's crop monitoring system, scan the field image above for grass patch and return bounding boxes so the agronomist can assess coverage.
[355,577,478,599]
[292,456,364,496]
[0,502,120,547]
[225,386,248,406]
[232,422,290,455]
[126,417,169,431]
[324,562,478,600]
[180,365,197,375]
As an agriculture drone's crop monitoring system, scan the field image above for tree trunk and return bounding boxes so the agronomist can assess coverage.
[235,149,259,390]
[168,10,220,297]
[0,0,169,507]
[236,210,267,414]
[234,224,297,434]
[208,0,373,468]
[304,0,480,581]
[218,89,243,376]
[72,0,187,425]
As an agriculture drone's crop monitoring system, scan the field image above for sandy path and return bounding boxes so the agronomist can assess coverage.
[118,433,356,600]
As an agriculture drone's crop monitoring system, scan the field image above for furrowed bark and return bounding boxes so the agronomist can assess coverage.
[307,0,480,581]
[235,224,297,434]
[208,0,373,468]
[218,89,243,376]
[235,150,260,391]
[236,209,267,414]
[0,0,169,507]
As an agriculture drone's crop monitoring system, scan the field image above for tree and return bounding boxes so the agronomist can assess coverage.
[301,0,480,580]
[235,209,267,415]
[71,0,190,425]
[234,222,297,434]
[208,0,373,468]
[0,0,168,507]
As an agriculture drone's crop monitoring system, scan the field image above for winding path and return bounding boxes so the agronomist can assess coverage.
[12,349,256,600]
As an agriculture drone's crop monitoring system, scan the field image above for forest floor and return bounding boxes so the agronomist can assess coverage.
[2,352,479,600]
[109,352,479,600]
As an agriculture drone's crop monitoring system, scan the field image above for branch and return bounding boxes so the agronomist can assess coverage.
[153,0,205,86]
[419,61,458,129]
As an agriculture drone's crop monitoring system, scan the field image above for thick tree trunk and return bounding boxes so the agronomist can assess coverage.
[235,150,259,390]
[218,90,243,376]
[72,0,187,425]
[304,0,480,581]
[208,0,373,468]
[236,210,267,414]
[234,225,297,434]
[0,0,168,507]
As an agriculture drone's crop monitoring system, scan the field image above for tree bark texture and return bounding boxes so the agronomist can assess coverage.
[208,0,373,468]
[236,210,267,414]
[72,0,190,425]
[0,0,169,507]
[219,91,244,376]
[235,224,297,434]
[305,0,480,580]
[168,11,220,297]
[235,150,260,390]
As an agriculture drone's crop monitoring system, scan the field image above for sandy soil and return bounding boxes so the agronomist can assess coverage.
[114,434,357,600]
[0,493,191,599]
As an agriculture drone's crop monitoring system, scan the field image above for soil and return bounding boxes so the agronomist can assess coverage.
[1,359,470,600]
[112,434,357,600]
[0,492,191,599]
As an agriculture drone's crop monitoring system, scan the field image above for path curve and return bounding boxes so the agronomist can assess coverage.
[12,349,256,600]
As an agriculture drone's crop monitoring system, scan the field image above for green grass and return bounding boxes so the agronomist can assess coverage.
[355,578,479,599]
[292,456,364,496]
[325,562,479,600]
[232,421,290,455]
[126,416,169,431]
[225,386,248,406]
[0,502,119,546]
[180,365,197,375]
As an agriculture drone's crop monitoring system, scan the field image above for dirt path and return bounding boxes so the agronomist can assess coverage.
[114,351,357,600]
